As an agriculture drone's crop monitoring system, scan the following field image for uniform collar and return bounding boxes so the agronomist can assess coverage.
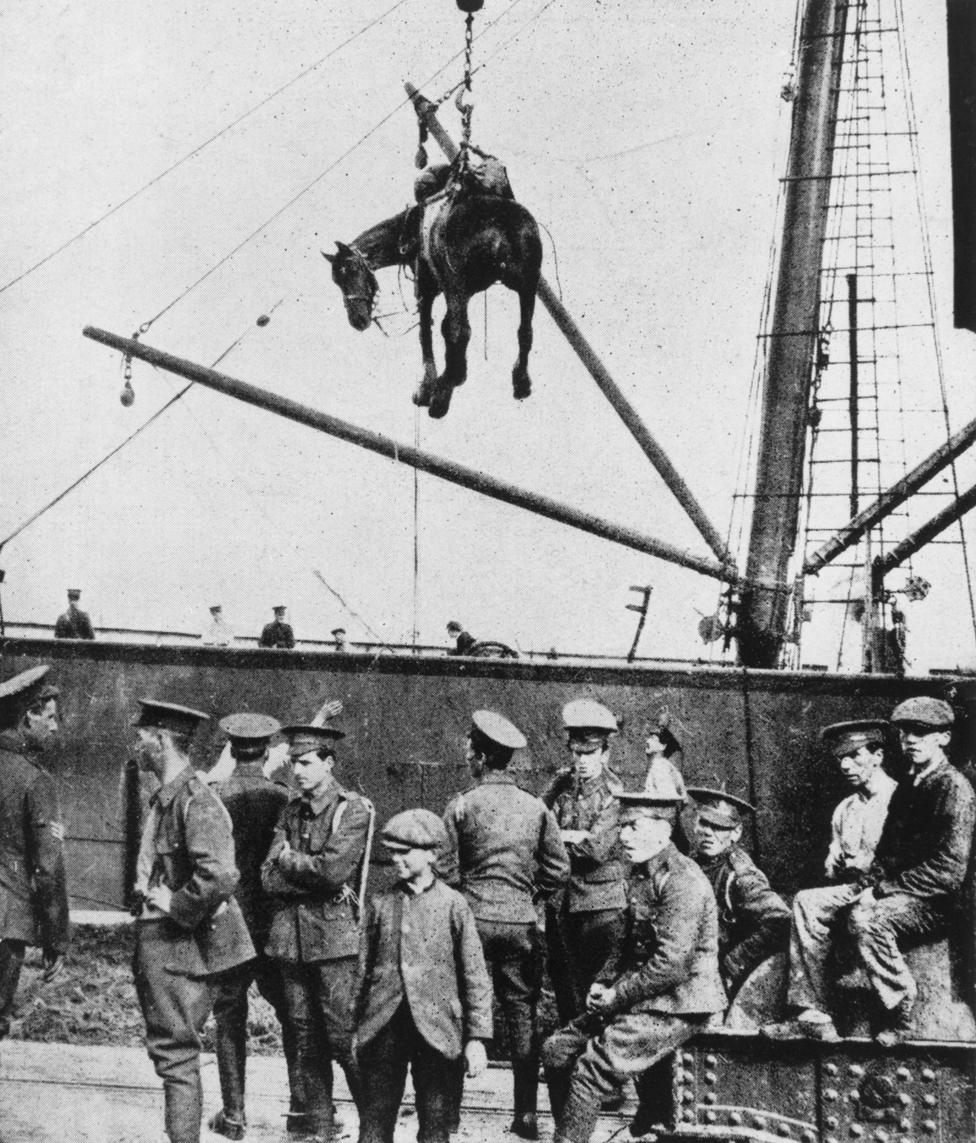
[480,770,516,786]
[155,765,195,809]
[632,841,677,877]
[0,728,26,753]
[297,775,344,815]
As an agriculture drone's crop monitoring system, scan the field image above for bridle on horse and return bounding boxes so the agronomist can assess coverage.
[339,246,379,313]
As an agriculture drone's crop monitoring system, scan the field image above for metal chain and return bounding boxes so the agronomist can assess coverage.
[458,12,475,173]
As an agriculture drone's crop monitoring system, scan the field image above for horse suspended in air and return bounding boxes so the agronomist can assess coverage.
[324,161,543,419]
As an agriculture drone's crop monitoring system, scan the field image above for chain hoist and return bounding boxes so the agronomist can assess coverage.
[455,11,476,176]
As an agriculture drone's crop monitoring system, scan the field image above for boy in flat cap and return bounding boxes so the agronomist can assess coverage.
[441,710,569,1140]
[542,779,725,1143]
[260,605,295,649]
[764,719,896,1042]
[354,808,492,1143]
[262,723,373,1139]
[688,786,789,997]
[130,699,255,1143]
[543,699,627,1024]
[54,587,95,640]
[208,713,293,1140]
[845,697,974,1044]
[0,666,69,1039]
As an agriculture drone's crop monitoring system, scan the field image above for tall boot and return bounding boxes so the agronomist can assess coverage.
[510,1058,540,1139]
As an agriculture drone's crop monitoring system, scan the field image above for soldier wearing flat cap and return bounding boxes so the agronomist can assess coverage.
[54,587,95,640]
[0,665,69,1039]
[688,786,788,997]
[441,711,569,1140]
[542,699,627,1024]
[262,722,373,1139]
[844,697,975,1045]
[542,774,725,1143]
[764,719,897,1043]
[259,605,295,649]
[207,713,293,1141]
[354,809,492,1143]
[130,699,255,1143]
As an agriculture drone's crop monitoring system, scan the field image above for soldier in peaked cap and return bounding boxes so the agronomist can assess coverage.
[542,699,627,1024]
[259,605,295,649]
[207,713,293,1141]
[262,721,373,1139]
[54,587,95,640]
[844,696,974,1045]
[354,807,492,1143]
[687,786,788,997]
[441,711,569,1139]
[130,699,254,1143]
[542,782,725,1143]
[0,666,70,1040]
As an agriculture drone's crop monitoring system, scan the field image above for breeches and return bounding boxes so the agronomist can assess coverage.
[475,919,538,1065]
[133,921,216,1143]
[546,908,625,1024]
[357,1002,457,1143]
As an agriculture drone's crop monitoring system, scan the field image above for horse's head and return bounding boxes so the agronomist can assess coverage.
[323,242,378,332]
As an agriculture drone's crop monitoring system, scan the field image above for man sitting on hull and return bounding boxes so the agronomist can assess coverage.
[541,774,725,1143]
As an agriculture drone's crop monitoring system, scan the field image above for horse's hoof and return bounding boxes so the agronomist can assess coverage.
[412,390,431,408]
[513,377,532,400]
[428,402,448,420]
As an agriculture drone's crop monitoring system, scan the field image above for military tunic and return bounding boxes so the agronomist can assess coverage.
[695,844,789,995]
[258,620,295,649]
[262,778,371,1136]
[53,607,95,640]
[132,767,254,1143]
[542,843,726,1143]
[0,730,69,1038]
[542,769,627,1021]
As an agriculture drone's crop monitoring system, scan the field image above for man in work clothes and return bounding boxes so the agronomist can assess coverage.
[208,712,294,1141]
[442,710,570,1140]
[262,723,374,1140]
[763,719,898,1042]
[0,665,69,1039]
[131,699,255,1143]
[687,786,789,998]
[543,699,627,1024]
[847,697,975,1044]
[260,604,296,648]
[53,587,95,639]
[542,781,726,1143]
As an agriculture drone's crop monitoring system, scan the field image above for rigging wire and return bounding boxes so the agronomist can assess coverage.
[0,0,414,299]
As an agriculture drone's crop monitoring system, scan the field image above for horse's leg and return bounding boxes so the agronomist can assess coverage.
[413,271,437,408]
[430,291,471,419]
[512,281,536,400]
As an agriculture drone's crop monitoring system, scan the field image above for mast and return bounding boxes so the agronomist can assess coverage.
[737,0,848,668]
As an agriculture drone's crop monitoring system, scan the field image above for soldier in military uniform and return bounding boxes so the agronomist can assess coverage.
[542,699,627,1024]
[53,587,95,639]
[0,665,69,1039]
[259,605,296,648]
[207,712,293,1141]
[441,710,570,1140]
[130,699,255,1143]
[541,781,726,1143]
[687,786,789,997]
[262,723,374,1140]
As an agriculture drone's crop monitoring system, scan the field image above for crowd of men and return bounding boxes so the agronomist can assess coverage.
[1,666,974,1143]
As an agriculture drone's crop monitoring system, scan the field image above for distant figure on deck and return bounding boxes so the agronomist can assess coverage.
[54,588,95,640]
[260,605,295,649]
[446,620,476,656]
[331,627,348,652]
[202,604,234,647]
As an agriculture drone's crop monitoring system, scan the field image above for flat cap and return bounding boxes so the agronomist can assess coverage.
[562,698,618,735]
[0,665,53,704]
[382,808,448,851]
[820,719,888,758]
[470,710,526,751]
[890,697,954,728]
[687,785,754,829]
[219,711,281,743]
[133,699,209,735]
[282,723,345,756]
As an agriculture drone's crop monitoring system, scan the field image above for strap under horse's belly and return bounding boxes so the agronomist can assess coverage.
[421,197,452,288]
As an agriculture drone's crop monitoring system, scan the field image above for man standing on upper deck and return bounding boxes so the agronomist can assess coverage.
[441,710,569,1140]
[542,699,627,1024]
[260,605,295,649]
[846,697,975,1044]
[54,588,95,639]
[130,699,255,1143]
[0,665,69,1040]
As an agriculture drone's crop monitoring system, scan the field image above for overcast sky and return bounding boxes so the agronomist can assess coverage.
[2,0,974,670]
